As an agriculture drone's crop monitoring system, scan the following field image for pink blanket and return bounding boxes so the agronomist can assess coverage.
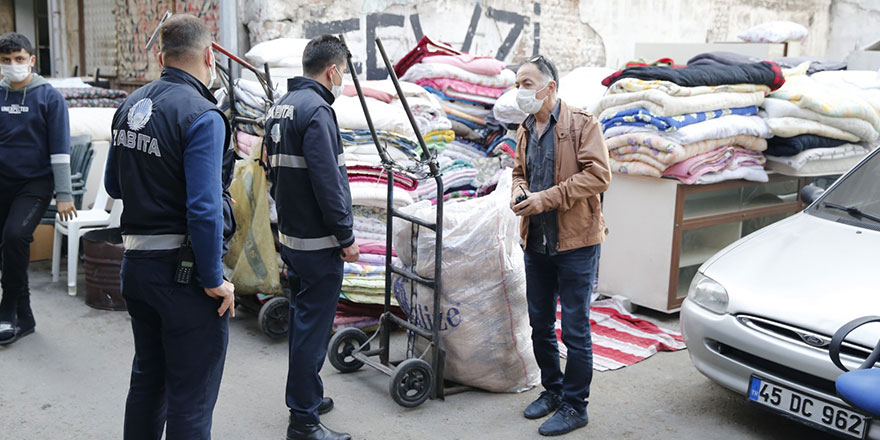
[422,54,506,76]
[358,239,397,257]
[663,145,765,184]
[343,85,394,103]
[415,78,507,99]
[236,131,262,157]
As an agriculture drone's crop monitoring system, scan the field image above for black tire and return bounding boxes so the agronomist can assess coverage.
[257,296,289,340]
[389,358,433,408]
[328,328,370,373]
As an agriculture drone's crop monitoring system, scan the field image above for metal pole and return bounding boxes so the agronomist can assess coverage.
[374,38,439,176]
[218,0,239,78]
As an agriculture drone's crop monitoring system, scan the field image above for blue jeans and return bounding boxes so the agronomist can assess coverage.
[282,247,343,425]
[121,256,229,440]
[524,245,599,414]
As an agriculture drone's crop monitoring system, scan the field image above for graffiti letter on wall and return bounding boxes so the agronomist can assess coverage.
[366,13,405,80]
[486,8,527,61]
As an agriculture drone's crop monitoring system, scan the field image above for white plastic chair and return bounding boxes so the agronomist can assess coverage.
[52,176,123,296]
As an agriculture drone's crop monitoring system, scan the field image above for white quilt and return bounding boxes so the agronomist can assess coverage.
[765,144,872,176]
[762,98,879,142]
[597,90,765,119]
[764,117,862,142]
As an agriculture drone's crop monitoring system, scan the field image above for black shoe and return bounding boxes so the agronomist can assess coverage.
[318,397,334,415]
[0,298,18,346]
[524,390,563,419]
[538,403,588,436]
[16,295,35,336]
[286,422,351,440]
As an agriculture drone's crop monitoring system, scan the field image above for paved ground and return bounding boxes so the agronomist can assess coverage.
[0,261,832,439]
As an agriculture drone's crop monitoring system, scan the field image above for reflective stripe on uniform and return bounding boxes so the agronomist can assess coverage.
[50,154,70,164]
[123,234,186,251]
[278,231,340,251]
[268,153,307,169]
[268,153,346,169]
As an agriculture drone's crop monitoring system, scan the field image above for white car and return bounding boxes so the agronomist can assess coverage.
[681,148,880,440]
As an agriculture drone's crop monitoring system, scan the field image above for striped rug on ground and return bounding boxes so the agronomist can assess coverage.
[555,297,686,371]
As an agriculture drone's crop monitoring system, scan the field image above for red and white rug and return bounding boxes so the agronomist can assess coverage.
[556,297,686,371]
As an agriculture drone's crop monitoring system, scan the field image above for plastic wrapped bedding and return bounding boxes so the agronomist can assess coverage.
[602,114,772,144]
[493,88,528,125]
[68,107,116,142]
[245,38,310,67]
[597,90,765,119]
[556,67,615,115]
[392,169,538,393]
[770,65,880,130]
[765,144,872,176]
[762,98,879,142]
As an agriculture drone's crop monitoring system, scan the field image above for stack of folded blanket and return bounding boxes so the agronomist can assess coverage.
[395,37,514,201]
[333,79,452,145]
[339,239,402,312]
[598,61,784,184]
[761,63,880,176]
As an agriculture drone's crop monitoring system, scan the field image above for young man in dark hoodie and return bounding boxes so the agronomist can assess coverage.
[0,33,76,346]
[266,35,358,440]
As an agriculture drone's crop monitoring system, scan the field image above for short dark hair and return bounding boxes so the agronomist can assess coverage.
[0,33,34,56]
[159,14,212,62]
[302,35,348,77]
[523,55,558,84]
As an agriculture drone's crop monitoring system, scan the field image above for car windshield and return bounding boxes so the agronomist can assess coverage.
[811,150,880,229]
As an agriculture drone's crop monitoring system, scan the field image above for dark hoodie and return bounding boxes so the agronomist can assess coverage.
[0,74,72,201]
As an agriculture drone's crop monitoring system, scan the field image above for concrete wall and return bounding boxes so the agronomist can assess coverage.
[827,0,880,60]
[239,0,836,79]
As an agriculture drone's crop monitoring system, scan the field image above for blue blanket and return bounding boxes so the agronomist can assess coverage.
[601,106,759,132]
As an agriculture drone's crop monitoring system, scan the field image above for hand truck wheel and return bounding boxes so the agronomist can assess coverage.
[257,296,289,340]
[389,358,433,408]
[328,327,370,373]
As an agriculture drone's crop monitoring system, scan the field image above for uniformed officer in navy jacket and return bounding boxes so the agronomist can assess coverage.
[104,15,235,440]
[266,35,359,440]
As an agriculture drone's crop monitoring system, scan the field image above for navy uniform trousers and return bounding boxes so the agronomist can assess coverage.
[120,255,229,440]
[282,246,344,425]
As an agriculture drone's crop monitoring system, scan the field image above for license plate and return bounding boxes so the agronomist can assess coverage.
[749,376,868,439]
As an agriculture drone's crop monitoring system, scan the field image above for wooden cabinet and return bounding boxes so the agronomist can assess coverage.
[598,174,808,313]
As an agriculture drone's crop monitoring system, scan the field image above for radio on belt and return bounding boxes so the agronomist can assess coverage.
[175,236,195,284]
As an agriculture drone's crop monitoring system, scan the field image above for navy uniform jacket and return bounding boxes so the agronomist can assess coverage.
[105,67,231,288]
[266,77,354,252]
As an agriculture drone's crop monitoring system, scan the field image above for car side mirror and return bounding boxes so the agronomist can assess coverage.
[800,184,825,205]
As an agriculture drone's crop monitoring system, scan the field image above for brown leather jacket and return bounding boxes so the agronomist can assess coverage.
[512,100,612,252]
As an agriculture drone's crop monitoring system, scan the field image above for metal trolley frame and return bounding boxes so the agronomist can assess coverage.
[327,37,468,407]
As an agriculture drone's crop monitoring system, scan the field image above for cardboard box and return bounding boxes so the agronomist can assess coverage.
[30,224,54,262]
[848,40,880,71]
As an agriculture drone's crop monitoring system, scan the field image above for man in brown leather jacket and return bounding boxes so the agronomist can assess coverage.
[511,55,611,437]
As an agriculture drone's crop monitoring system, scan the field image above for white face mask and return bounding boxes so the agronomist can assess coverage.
[331,66,344,99]
[1,63,31,83]
[207,51,217,89]
[516,83,548,114]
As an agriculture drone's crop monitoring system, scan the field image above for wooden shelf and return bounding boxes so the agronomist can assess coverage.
[598,174,809,313]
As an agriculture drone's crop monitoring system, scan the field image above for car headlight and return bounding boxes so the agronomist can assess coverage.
[688,273,729,314]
